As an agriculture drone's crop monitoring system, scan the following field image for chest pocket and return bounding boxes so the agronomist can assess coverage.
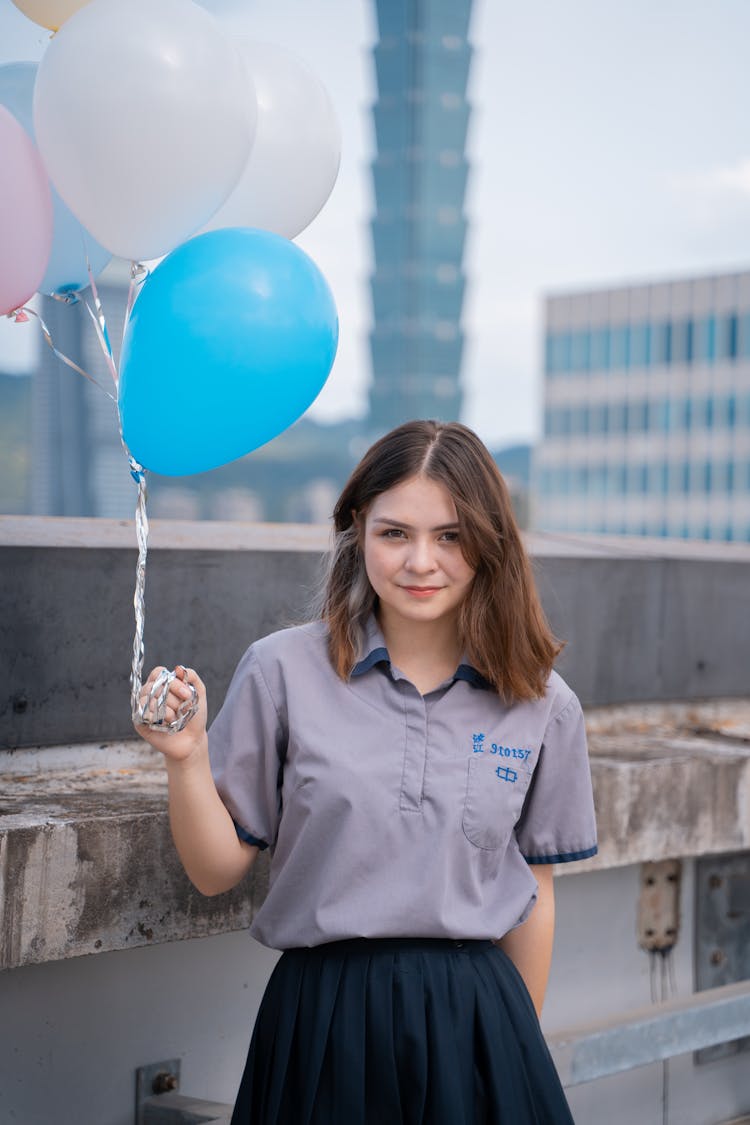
[462,754,531,851]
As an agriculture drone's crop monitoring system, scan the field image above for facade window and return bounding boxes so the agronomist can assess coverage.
[728,395,737,427]
[651,321,672,366]
[739,312,750,357]
[672,318,694,364]
[727,462,735,493]
[570,330,590,372]
[705,398,714,429]
[630,322,651,367]
[704,461,713,492]
[697,315,716,362]
[590,326,610,370]
[681,462,691,493]
[718,312,738,360]
[610,325,630,369]
[548,332,572,375]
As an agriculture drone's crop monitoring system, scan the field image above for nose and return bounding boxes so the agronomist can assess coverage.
[405,535,438,574]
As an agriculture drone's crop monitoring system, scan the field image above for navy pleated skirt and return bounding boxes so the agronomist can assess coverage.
[230,937,574,1125]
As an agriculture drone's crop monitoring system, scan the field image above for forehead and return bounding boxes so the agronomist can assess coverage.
[366,474,458,523]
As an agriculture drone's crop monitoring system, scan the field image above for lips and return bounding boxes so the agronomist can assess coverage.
[401,586,443,596]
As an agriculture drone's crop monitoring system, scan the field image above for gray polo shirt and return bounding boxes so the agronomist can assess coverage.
[208,618,597,950]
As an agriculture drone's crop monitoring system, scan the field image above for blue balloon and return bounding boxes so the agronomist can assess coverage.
[0,62,111,296]
[119,228,339,475]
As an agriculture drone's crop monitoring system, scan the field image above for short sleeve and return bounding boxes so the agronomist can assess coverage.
[208,645,288,850]
[514,693,597,864]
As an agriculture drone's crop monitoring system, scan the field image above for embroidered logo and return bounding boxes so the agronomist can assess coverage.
[495,765,518,783]
[471,733,533,782]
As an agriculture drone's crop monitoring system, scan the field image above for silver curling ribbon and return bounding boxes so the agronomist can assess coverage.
[128,457,199,733]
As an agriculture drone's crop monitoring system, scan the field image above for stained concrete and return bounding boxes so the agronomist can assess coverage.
[2,701,749,971]
[0,743,269,971]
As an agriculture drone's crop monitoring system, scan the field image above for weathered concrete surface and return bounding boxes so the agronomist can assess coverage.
[0,743,269,971]
[573,699,750,875]
[2,517,750,749]
[2,701,749,970]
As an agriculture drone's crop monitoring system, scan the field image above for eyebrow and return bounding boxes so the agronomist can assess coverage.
[371,518,460,532]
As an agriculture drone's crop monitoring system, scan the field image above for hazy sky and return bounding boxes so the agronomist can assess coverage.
[2,0,750,448]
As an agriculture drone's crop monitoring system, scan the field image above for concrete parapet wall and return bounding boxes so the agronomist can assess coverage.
[2,517,750,750]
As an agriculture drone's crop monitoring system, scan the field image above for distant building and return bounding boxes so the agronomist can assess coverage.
[367,0,472,436]
[31,260,133,519]
[534,270,750,541]
[0,372,32,514]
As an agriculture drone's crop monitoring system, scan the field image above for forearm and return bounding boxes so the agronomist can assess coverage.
[496,864,555,1018]
[165,738,257,896]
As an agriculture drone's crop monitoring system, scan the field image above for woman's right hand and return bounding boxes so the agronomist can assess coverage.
[134,665,208,763]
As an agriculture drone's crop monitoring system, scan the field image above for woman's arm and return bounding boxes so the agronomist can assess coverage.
[135,667,257,896]
[495,864,555,1018]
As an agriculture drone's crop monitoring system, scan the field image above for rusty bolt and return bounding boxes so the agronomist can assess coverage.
[152,1071,178,1095]
[710,949,726,967]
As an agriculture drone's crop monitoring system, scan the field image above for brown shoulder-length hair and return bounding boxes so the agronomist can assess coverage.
[321,419,562,701]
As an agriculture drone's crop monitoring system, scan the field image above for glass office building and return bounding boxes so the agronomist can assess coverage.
[534,271,750,541]
[368,0,473,434]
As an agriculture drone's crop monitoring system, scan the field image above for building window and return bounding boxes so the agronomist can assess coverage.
[610,325,630,369]
[718,312,738,360]
[672,318,694,364]
[572,330,591,372]
[630,322,651,368]
[651,321,672,366]
[739,312,750,357]
[697,315,716,362]
[590,326,610,370]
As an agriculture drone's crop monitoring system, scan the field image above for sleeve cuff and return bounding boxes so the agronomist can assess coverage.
[522,844,598,865]
[234,820,269,850]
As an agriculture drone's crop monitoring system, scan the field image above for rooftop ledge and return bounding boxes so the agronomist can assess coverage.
[2,517,750,969]
[2,699,749,971]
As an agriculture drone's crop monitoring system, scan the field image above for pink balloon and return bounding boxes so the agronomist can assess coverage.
[0,105,53,315]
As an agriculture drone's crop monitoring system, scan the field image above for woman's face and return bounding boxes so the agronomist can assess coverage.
[361,474,476,632]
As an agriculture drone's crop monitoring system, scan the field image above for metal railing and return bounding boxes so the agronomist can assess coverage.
[136,980,750,1122]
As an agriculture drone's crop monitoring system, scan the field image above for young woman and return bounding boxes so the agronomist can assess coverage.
[137,419,597,1125]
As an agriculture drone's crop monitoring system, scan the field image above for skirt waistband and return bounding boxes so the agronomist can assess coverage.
[288,937,497,955]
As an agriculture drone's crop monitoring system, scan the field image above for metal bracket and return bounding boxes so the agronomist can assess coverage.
[136,1060,181,1125]
[695,851,750,1063]
[135,1059,232,1124]
[637,859,681,952]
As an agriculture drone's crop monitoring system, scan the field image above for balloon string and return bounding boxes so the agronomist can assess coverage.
[6,305,115,400]
[80,264,198,734]
[129,455,150,721]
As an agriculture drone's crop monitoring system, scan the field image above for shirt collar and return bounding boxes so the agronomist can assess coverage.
[350,616,493,691]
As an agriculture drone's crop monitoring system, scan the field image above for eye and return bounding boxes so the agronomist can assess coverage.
[439,531,460,543]
[381,528,406,539]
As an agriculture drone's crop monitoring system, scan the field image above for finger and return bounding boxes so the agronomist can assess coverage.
[145,665,168,686]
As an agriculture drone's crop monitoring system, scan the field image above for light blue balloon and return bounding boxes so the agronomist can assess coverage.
[0,62,111,296]
[119,228,339,475]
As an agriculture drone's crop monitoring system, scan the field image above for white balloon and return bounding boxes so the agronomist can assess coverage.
[33,0,257,261]
[203,41,341,240]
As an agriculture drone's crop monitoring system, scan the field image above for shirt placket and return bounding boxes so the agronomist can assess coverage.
[398,680,429,812]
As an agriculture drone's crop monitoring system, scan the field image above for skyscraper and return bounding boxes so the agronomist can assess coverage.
[368,0,473,434]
